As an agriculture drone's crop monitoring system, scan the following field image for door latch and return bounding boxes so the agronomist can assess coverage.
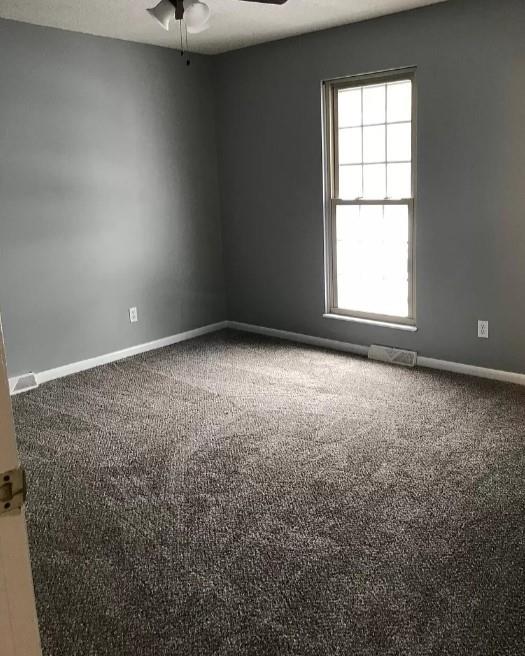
[0,467,27,516]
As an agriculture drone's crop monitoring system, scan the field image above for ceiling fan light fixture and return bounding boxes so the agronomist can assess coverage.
[147,0,176,31]
[186,17,210,34]
[184,1,211,34]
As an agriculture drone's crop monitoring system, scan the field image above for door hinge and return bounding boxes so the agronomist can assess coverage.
[0,467,27,516]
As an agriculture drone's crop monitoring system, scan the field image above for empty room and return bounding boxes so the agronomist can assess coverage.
[0,0,524,654]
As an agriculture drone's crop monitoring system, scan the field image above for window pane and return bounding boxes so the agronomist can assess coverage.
[387,123,411,162]
[363,125,385,163]
[384,204,409,243]
[339,165,362,199]
[336,204,409,317]
[335,205,360,241]
[338,88,361,127]
[387,81,412,123]
[362,84,385,125]
[363,164,386,199]
[328,75,414,323]
[387,163,411,198]
[338,127,362,164]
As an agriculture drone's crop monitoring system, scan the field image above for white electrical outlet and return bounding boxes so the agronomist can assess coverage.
[129,307,138,323]
[478,320,488,339]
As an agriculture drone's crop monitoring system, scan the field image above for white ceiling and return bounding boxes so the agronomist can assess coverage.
[0,0,447,55]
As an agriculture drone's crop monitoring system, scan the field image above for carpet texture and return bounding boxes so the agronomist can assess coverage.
[12,330,525,656]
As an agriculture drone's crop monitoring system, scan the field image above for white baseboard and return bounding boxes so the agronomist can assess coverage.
[417,356,525,386]
[227,321,525,387]
[10,318,525,394]
[226,321,369,356]
[9,321,228,395]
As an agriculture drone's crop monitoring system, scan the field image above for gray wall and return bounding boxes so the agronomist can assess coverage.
[2,0,524,379]
[216,0,525,373]
[0,19,226,377]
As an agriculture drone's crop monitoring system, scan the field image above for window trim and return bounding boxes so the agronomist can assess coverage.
[322,68,417,328]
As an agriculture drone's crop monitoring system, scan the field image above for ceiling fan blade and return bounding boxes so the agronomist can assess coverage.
[239,0,289,4]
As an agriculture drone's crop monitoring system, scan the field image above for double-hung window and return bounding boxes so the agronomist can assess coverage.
[323,69,416,327]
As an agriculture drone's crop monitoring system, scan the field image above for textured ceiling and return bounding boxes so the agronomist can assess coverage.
[0,0,447,55]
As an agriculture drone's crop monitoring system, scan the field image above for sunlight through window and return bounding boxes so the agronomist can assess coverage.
[326,73,415,325]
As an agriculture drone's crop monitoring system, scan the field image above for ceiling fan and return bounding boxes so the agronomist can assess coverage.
[147,0,288,35]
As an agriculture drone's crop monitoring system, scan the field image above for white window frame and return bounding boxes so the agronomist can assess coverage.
[322,68,417,328]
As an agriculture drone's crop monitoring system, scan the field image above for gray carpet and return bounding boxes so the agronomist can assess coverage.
[12,330,525,656]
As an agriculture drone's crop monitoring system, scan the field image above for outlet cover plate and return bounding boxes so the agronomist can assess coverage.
[129,307,138,323]
[478,320,488,338]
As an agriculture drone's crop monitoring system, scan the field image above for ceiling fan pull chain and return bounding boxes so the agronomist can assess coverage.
[185,22,190,66]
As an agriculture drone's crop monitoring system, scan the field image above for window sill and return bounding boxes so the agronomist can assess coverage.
[323,313,418,332]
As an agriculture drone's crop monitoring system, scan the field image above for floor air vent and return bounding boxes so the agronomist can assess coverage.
[10,373,39,395]
[368,344,417,368]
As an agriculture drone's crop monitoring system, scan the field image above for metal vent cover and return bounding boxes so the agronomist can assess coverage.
[368,344,417,368]
[10,373,39,395]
